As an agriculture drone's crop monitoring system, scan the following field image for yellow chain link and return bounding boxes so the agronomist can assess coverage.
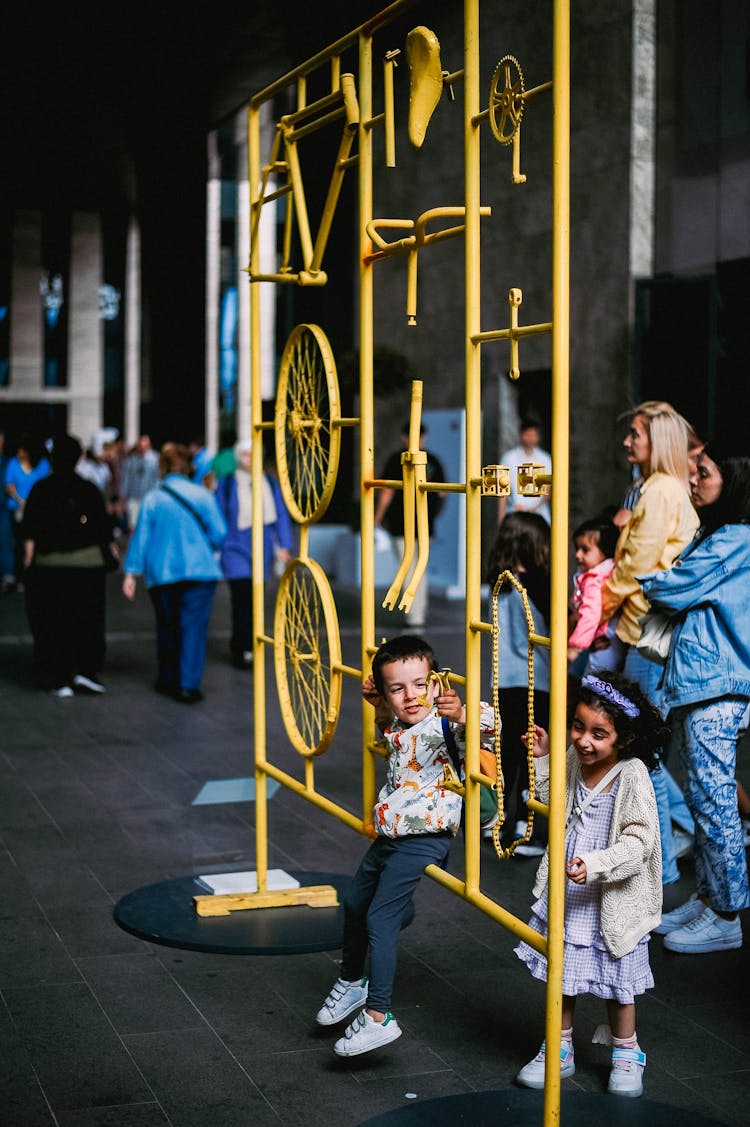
[490,570,537,860]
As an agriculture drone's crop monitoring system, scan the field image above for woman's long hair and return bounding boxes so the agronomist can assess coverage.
[631,400,691,484]
[486,511,551,624]
[698,441,750,534]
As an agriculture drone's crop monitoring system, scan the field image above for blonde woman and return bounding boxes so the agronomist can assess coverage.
[600,400,699,883]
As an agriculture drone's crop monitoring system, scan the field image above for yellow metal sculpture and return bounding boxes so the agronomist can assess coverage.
[234,4,571,1122]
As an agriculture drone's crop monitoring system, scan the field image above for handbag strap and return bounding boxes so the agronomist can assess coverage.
[160,483,212,542]
[566,760,624,832]
[441,716,462,775]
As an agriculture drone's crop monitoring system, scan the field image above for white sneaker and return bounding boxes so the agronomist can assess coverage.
[515,840,546,858]
[671,827,693,859]
[481,813,499,839]
[516,1040,575,1089]
[664,907,742,954]
[608,1045,646,1098]
[333,1010,402,1057]
[653,892,705,935]
[73,674,105,694]
[315,977,368,1026]
[52,685,74,699]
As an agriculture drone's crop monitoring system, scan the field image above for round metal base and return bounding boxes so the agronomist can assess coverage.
[359,1089,724,1126]
[113,871,350,955]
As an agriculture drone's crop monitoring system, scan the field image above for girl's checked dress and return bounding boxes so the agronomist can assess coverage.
[515,776,654,1003]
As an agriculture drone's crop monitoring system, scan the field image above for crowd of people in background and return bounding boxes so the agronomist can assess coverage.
[0,427,294,703]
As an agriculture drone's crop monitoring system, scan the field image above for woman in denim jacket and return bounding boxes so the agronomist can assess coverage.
[639,442,750,955]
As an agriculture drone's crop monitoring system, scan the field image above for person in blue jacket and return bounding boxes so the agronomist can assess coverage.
[215,440,293,668]
[639,441,750,955]
[123,442,226,703]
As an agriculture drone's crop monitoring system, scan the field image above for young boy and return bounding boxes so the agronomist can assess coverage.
[315,635,496,1057]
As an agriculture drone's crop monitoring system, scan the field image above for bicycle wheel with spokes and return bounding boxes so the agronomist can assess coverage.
[275,323,341,525]
[274,557,342,757]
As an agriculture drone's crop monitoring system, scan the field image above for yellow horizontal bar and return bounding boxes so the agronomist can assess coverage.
[420,481,465,494]
[365,478,403,490]
[256,183,293,205]
[471,321,553,344]
[525,80,554,101]
[248,271,328,287]
[289,104,347,143]
[262,761,365,833]
[528,798,550,816]
[425,865,547,955]
[333,662,362,678]
[331,417,361,428]
[282,86,345,127]
[467,620,550,650]
[365,111,386,130]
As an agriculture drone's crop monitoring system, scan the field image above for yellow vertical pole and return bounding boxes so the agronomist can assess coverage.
[544,2,570,1124]
[248,102,268,893]
[358,30,377,822]
[463,0,481,892]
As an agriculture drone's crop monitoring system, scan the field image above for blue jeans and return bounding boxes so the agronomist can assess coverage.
[341,834,452,1013]
[670,698,750,913]
[0,509,14,578]
[149,580,217,692]
[623,645,695,883]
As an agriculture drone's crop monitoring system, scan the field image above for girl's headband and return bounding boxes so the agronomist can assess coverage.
[581,674,640,719]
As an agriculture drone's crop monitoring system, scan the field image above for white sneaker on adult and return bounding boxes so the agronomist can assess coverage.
[73,674,106,695]
[664,907,742,954]
[333,1010,402,1056]
[653,892,705,935]
[315,977,368,1026]
[52,685,74,699]
[608,1046,646,1098]
[516,1041,575,1089]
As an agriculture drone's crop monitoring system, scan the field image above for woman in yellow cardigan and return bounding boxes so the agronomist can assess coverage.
[600,400,698,884]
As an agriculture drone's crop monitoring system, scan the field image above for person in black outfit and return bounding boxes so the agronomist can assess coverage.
[22,434,116,697]
[373,422,446,628]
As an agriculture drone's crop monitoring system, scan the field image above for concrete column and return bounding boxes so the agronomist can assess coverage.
[9,210,43,392]
[68,210,103,444]
[629,0,656,312]
[124,217,141,446]
[205,130,221,454]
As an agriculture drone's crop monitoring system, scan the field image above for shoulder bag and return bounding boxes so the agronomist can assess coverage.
[635,609,674,665]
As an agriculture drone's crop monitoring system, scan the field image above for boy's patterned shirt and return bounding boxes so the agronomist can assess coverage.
[374,703,496,839]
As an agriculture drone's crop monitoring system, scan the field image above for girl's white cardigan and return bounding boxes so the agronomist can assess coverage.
[531,747,662,958]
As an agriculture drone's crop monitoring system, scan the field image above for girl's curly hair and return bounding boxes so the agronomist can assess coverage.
[570,670,669,771]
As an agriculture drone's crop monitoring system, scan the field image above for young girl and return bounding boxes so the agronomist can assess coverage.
[567,514,623,675]
[514,672,666,1098]
[486,513,550,853]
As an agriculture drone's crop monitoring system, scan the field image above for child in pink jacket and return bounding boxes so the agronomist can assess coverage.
[568,515,624,675]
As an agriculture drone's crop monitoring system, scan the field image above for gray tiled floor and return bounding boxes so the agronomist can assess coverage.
[0,577,748,1125]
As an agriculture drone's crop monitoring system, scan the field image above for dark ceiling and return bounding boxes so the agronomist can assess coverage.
[1,1,382,208]
[0,2,388,440]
